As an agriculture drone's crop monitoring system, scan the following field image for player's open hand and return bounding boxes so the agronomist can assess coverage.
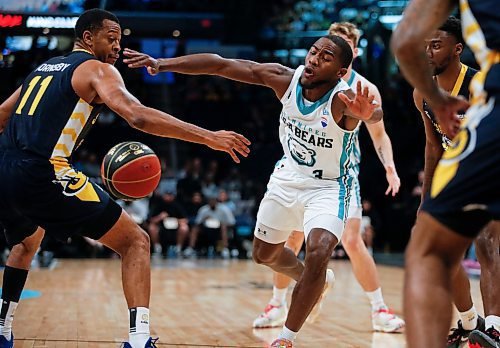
[123,48,160,76]
[208,130,251,163]
[338,81,378,120]
[385,166,400,197]
[428,89,469,139]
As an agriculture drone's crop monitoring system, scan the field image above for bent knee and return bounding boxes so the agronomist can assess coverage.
[342,233,364,254]
[252,239,281,265]
[125,227,150,254]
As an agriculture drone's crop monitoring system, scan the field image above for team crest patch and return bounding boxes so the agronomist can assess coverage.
[287,136,316,167]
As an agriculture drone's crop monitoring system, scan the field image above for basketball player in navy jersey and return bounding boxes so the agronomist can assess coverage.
[392,0,500,347]
[124,36,381,348]
[0,8,250,348]
[413,16,500,347]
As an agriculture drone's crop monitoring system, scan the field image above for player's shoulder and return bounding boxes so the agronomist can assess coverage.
[74,60,120,79]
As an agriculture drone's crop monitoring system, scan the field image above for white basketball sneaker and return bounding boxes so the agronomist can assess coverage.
[307,268,335,324]
[372,307,405,333]
[252,301,288,328]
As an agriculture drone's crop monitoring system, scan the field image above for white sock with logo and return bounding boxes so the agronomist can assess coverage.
[459,305,478,331]
[270,286,288,306]
[128,307,150,348]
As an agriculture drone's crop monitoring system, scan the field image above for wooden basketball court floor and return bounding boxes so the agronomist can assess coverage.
[7,258,482,348]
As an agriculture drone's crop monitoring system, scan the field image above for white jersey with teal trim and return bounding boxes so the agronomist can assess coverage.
[277,65,358,181]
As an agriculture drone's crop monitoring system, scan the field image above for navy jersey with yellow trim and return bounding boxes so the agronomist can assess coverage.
[0,50,103,160]
[423,64,478,149]
[465,0,500,51]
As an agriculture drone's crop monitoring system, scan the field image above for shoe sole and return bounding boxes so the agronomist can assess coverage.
[252,317,286,329]
[372,323,405,333]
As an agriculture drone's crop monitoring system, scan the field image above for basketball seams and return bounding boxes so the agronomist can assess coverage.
[109,154,160,199]
[101,144,160,200]
[108,154,161,184]
[105,142,132,182]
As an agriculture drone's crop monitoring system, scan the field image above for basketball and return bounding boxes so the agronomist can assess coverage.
[101,141,161,200]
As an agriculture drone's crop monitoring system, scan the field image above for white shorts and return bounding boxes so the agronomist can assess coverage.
[347,176,362,220]
[254,170,355,244]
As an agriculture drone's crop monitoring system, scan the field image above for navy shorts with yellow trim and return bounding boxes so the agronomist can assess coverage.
[0,149,122,246]
[421,94,500,238]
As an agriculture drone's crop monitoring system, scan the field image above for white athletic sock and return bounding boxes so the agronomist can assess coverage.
[459,305,478,331]
[0,300,18,340]
[278,325,297,342]
[128,307,150,348]
[366,288,386,311]
[485,315,500,332]
[270,287,287,306]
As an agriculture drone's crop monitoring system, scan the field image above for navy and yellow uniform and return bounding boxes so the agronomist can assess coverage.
[423,63,478,150]
[0,50,121,246]
[421,0,500,237]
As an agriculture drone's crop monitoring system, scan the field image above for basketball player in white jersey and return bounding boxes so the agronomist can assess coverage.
[252,22,405,334]
[124,35,382,348]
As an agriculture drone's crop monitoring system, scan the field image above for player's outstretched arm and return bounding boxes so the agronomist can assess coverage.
[0,87,21,133]
[123,48,294,99]
[412,89,443,207]
[337,81,382,123]
[391,0,468,139]
[74,60,250,163]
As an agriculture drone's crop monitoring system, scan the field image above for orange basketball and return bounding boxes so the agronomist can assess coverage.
[101,141,161,200]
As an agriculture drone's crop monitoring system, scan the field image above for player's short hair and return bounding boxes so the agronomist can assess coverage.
[75,8,120,40]
[439,16,464,45]
[323,35,353,69]
[328,22,361,48]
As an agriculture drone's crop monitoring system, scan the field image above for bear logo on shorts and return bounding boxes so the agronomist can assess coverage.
[287,136,316,167]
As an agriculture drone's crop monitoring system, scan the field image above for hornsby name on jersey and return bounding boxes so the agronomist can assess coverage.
[36,63,71,72]
[281,111,333,148]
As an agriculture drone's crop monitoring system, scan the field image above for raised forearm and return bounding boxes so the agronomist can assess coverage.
[394,49,441,103]
[157,54,227,75]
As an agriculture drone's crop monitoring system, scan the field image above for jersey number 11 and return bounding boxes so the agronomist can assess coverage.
[15,75,54,116]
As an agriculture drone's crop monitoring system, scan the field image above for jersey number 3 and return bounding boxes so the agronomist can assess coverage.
[15,75,54,116]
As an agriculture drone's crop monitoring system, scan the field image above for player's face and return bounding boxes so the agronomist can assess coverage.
[92,19,122,65]
[425,30,462,76]
[301,38,347,89]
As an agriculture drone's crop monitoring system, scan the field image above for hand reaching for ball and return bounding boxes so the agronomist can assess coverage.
[207,130,251,163]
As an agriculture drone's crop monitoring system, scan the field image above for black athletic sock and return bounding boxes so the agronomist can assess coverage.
[0,266,28,338]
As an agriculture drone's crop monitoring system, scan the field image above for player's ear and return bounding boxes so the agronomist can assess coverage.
[353,47,359,58]
[455,43,463,56]
[82,30,94,48]
[308,149,314,154]
[338,67,347,78]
